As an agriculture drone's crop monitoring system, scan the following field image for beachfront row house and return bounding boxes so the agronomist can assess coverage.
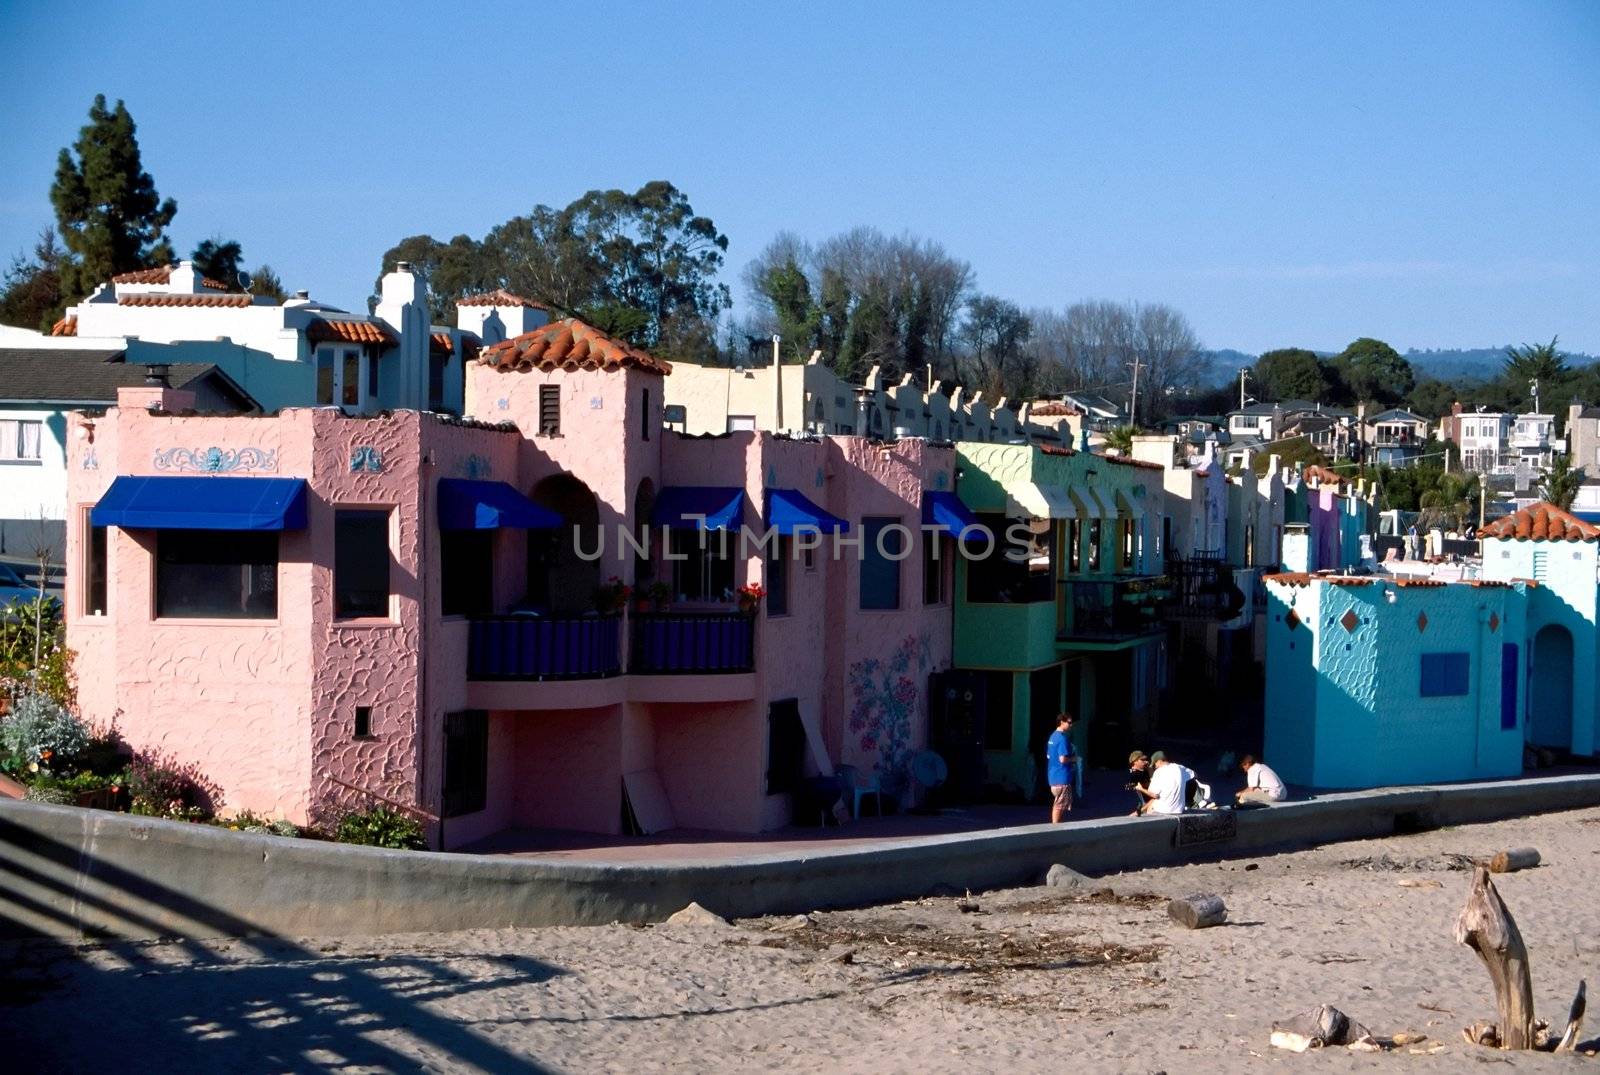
[1263,503,1600,790]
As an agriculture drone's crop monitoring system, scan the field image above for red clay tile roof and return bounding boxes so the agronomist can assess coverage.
[111,265,229,291]
[1101,454,1165,472]
[1392,578,1446,587]
[1261,572,1376,587]
[1039,444,1077,456]
[430,331,455,356]
[1030,402,1077,417]
[457,289,546,309]
[1302,464,1350,487]
[117,293,254,308]
[306,318,398,346]
[478,318,671,376]
[50,315,77,337]
[1477,502,1600,542]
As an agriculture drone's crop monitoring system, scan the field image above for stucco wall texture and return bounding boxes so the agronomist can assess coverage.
[1264,577,1528,789]
[65,353,967,847]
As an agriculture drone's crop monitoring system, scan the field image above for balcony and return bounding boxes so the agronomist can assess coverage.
[631,612,755,674]
[467,615,622,680]
[1057,577,1172,644]
[1165,552,1246,621]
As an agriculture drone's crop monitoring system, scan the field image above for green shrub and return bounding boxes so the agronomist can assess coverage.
[126,749,222,820]
[0,690,91,773]
[0,597,76,708]
[22,784,73,805]
[334,805,426,850]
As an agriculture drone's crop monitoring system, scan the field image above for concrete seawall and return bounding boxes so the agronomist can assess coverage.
[4,774,1598,940]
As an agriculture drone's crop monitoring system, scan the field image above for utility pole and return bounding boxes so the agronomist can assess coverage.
[1239,367,1250,410]
[1128,356,1143,427]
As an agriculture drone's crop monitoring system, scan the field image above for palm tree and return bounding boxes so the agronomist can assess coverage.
[1539,452,1583,510]
[1102,425,1135,456]
[1504,337,1568,410]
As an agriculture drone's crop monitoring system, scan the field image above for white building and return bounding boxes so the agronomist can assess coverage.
[50,261,548,416]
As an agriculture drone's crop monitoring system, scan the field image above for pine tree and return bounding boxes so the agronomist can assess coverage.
[50,95,177,303]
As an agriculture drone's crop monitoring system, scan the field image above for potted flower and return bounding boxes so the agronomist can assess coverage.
[635,580,672,615]
[735,583,767,615]
[593,577,632,616]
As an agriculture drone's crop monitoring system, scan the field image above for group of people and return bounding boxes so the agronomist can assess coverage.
[1044,712,1287,823]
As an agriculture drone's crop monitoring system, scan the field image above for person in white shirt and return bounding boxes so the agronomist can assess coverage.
[1138,751,1194,816]
[1236,754,1287,804]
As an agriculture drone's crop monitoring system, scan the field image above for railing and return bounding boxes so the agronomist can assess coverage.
[631,612,755,674]
[467,615,622,680]
[1165,552,1244,621]
[1057,577,1171,641]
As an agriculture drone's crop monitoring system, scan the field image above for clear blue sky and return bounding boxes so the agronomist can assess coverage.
[2,1,1596,359]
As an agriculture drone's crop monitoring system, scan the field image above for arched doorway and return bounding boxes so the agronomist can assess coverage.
[1528,623,1574,750]
[528,474,601,615]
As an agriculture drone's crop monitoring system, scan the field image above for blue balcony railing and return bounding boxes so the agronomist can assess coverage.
[631,612,755,674]
[468,615,622,680]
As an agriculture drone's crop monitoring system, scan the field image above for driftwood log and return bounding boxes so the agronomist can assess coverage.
[1454,866,1537,1049]
[1168,892,1226,929]
[1488,848,1540,874]
[1556,980,1587,1054]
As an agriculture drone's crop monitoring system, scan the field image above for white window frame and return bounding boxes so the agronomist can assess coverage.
[0,419,44,463]
[316,346,369,409]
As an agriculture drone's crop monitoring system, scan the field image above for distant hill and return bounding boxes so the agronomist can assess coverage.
[1196,346,1600,388]
[1404,347,1600,383]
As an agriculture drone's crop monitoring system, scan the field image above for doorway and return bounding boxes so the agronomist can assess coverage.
[1528,623,1574,750]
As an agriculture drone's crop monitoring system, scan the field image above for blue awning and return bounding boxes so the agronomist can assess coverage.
[438,479,561,530]
[653,486,746,530]
[765,488,849,535]
[91,476,308,530]
[922,490,983,538]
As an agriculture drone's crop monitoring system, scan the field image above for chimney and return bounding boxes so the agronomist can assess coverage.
[144,363,171,388]
[771,335,783,433]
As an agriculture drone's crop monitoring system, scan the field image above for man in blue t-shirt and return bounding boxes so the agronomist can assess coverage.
[1045,712,1077,822]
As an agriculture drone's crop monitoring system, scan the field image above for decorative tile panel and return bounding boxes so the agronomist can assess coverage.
[153,446,277,474]
[350,446,383,473]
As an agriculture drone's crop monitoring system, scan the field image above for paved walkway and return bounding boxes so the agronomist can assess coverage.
[463,771,1168,862]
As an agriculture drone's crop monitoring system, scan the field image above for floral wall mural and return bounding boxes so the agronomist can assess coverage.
[847,632,935,782]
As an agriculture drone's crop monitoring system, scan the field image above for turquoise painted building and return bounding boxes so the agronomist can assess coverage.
[1264,503,1600,790]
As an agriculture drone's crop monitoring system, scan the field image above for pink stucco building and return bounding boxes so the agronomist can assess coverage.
[65,318,960,848]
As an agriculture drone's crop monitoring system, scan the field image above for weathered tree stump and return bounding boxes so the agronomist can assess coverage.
[1167,892,1226,929]
[1556,980,1587,1053]
[1488,847,1540,874]
[1453,866,1536,1049]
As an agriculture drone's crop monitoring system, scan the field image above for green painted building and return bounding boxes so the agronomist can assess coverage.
[945,443,1170,798]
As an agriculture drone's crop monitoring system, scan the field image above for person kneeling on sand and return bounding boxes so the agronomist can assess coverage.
[1125,750,1153,816]
[1235,753,1287,805]
[1138,751,1194,816]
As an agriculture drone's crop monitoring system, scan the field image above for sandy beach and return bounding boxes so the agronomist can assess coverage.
[7,805,1600,1073]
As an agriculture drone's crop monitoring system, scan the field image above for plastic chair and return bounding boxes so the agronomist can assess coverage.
[835,764,883,819]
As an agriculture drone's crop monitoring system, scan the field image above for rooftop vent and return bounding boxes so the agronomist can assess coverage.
[144,363,171,388]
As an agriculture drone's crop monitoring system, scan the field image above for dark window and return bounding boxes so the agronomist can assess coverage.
[1244,524,1255,567]
[1500,643,1519,730]
[641,388,650,441]
[767,536,789,617]
[965,515,1052,603]
[923,535,946,605]
[539,385,560,435]
[860,516,903,610]
[765,698,806,795]
[334,509,391,618]
[1087,519,1102,572]
[1420,652,1470,697]
[156,530,278,619]
[1068,519,1081,572]
[343,351,360,406]
[354,706,372,739]
[316,349,334,405]
[670,528,736,601]
[428,353,448,412]
[441,530,494,617]
[86,518,107,616]
[442,710,488,817]
[983,671,1014,750]
[367,350,380,397]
